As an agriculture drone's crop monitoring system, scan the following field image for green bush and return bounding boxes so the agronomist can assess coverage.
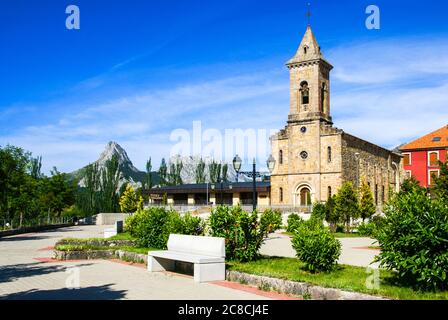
[311,202,326,221]
[286,213,303,233]
[260,209,283,234]
[125,208,205,249]
[357,222,376,237]
[209,206,279,262]
[375,189,448,290]
[177,213,205,236]
[291,221,341,272]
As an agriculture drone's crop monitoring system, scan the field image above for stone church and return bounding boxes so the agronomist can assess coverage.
[270,26,403,208]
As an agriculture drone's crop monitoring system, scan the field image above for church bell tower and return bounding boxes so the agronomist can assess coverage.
[286,26,333,124]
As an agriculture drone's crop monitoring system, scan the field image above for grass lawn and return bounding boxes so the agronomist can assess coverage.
[108,232,136,241]
[227,256,448,300]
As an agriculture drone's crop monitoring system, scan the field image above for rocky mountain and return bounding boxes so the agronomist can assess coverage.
[71,141,152,189]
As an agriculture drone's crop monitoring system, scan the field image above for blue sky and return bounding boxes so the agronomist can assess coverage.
[1,0,448,173]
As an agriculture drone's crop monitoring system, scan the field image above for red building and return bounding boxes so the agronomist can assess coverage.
[400,125,448,188]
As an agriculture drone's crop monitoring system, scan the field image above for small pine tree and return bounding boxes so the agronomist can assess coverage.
[359,178,376,222]
[119,184,139,213]
[325,195,339,232]
[334,182,360,233]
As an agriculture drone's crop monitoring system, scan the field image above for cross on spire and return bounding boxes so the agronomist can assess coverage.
[305,2,312,25]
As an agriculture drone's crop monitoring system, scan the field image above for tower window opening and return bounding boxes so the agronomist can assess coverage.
[300,81,309,105]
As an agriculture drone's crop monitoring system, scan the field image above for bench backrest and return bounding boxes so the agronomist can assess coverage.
[167,234,225,258]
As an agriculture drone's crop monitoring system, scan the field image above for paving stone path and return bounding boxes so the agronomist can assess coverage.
[0,225,272,300]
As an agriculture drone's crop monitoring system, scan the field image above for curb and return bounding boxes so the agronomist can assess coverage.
[226,270,388,300]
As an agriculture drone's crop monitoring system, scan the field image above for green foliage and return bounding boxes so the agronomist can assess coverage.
[125,208,205,249]
[291,221,341,272]
[400,176,426,194]
[359,178,376,221]
[144,157,153,190]
[334,182,360,233]
[324,195,339,232]
[61,205,85,218]
[209,206,279,262]
[0,145,76,228]
[195,158,206,184]
[433,160,448,201]
[311,202,326,221]
[208,161,222,183]
[158,158,168,186]
[286,213,303,233]
[119,184,143,213]
[356,221,376,237]
[173,213,206,236]
[168,160,183,185]
[375,188,448,290]
[260,209,283,234]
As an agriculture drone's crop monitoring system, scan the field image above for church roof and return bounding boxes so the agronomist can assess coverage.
[287,26,330,66]
[400,125,448,151]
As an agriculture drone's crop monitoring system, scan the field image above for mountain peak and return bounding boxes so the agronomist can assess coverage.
[98,141,133,166]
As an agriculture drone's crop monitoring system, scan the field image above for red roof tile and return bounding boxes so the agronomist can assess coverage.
[400,125,448,151]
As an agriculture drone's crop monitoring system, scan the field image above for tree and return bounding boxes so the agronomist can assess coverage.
[400,176,425,194]
[221,164,228,182]
[144,157,153,190]
[325,195,339,232]
[433,160,448,201]
[195,158,206,184]
[209,161,221,183]
[158,158,168,186]
[334,182,360,233]
[83,162,100,215]
[119,184,142,213]
[29,156,43,179]
[359,178,376,222]
[99,155,121,213]
[167,160,183,185]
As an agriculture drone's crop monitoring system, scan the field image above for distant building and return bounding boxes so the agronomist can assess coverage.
[399,125,448,188]
[148,182,271,207]
[270,26,403,208]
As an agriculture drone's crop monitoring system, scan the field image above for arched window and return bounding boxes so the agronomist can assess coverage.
[300,81,309,105]
[279,150,283,165]
[304,46,308,55]
[327,146,332,163]
[279,188,283,203]
[320,83,326,113]
[328,186,332,199]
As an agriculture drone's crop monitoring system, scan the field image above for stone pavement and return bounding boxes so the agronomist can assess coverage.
[260,232,379,268]
[0,225,273,300]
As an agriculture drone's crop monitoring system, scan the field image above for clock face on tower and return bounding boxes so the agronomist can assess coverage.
[300,126,307,133]
[300,151,309,160]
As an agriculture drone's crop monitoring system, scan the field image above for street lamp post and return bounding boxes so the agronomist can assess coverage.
[252,158,257,212]
[233,155,242,183]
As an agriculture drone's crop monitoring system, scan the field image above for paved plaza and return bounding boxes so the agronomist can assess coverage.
[0,226,270,300]
[0,225,377,300]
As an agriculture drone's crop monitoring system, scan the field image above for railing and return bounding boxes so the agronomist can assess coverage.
[144,203,313,214]
[1,217,74,231]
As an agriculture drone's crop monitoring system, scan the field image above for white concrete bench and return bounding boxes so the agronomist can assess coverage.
[103,220,123,239]
[148,234,226,283]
